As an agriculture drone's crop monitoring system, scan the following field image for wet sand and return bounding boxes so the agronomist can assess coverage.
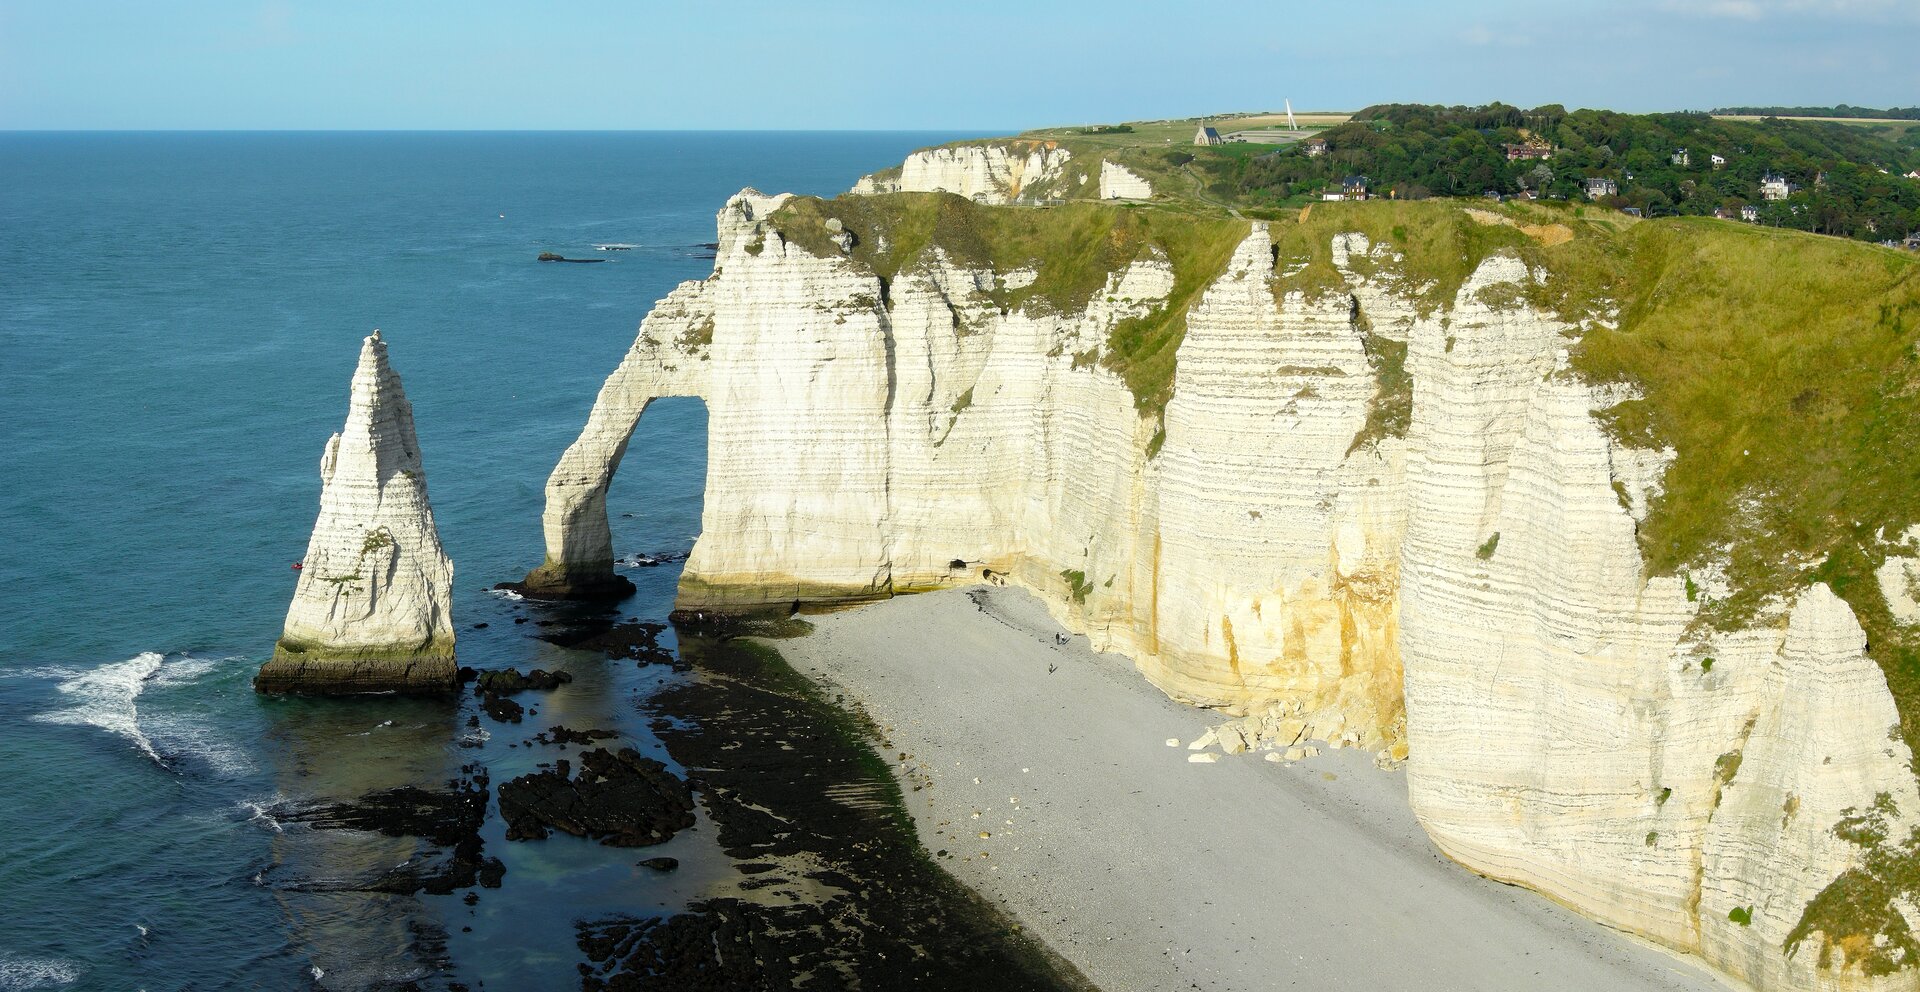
[775,585,1735,992]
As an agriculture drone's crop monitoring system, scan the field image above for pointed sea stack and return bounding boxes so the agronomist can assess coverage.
[255,331,456,695]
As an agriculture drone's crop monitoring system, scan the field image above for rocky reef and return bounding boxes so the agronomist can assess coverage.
[528,163,1920,990]
[257,331,456,695]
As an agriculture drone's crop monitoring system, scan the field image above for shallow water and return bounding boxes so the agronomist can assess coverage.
[0,131,995,990]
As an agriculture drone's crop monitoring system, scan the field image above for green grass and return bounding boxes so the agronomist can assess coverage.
[1477,533,1501,560]
[1100,213,1247,417]
[1060,569,1093,604]
[1786,793,1920,976]
[359,527,393,556]
[1559,219,1920,766]
[769,193,1246,422]
[1350,330,1411,453]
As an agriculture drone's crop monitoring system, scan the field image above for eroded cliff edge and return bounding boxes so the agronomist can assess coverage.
[527,174,1920,990]
[259,331,456,694]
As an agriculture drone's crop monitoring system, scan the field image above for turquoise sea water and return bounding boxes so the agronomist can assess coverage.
[0,131,979,990]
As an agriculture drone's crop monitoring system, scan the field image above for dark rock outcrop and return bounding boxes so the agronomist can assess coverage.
[498,747,695,846]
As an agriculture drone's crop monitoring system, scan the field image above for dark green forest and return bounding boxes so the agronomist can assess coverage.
[1712,105,1920,120]
[1200,104,1920,242]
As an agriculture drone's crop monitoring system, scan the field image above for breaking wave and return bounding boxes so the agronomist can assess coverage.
[30,653,253,774]
[31,652,165,765]
[0,954,80,990]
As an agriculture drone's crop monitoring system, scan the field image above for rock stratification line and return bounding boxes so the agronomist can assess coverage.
[256,331,455,694]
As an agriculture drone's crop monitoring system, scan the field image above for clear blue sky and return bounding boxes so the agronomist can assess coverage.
[2,0,1914,129]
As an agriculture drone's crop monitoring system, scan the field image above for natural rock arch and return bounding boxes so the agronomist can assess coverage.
[518,334,707,599]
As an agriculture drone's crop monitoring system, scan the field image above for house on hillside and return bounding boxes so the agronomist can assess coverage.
[1761,173,1793,201]
[1323,176,1370,201]
[1711,154,1727,170]
[1671,148,1690,167]
[1741,204,1761,223]
[1713,207,1735,220]
[1194,125,1223,147]
[1906,170,1920,180]
[1583,177,1618,199]
[1302,136,1327,157]
[1504,143,1554,161]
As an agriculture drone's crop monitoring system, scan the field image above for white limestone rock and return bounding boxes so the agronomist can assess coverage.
[1098,161,1152,200]
[257,332,455,694]
[854,143,1072,203]
[1878,527,1920,627]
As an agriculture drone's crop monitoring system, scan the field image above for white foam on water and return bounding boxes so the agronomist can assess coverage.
[489,588,525,601]
[148,655,220,687]
[0,666,81,682]
[238,793,294,833]
[143,710,254,776]
[0,954,81,990]
[30,652,165,766]
[29,653,255,775]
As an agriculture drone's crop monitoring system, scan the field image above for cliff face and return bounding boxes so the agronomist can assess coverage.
[530,188,1920,990]
[852,142,1077,203]
[1098,161,1153,199]
[258,331,456,694]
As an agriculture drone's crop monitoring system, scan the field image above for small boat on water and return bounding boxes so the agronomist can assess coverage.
[593,243,638,251]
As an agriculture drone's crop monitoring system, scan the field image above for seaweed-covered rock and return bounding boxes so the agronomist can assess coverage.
[472,667,572,695]
[272,780,503,894]
[499,747,694,846]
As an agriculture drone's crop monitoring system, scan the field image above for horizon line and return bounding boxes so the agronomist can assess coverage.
[0,126,1022,134]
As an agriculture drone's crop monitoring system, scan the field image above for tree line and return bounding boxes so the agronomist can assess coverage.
[1199,104,1920,243]
[1713,105,1920,121]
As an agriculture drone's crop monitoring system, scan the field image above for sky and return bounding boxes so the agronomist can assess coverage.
[1,0,1914,130]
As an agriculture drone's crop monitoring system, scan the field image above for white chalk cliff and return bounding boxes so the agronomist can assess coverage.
[259,331,455,694]
[852,142,1074,203]
[529,187,1920,990]
[1098,161,1153,200]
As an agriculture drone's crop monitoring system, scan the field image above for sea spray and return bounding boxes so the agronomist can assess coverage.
[29,653,253,775]
[31,652,165,766]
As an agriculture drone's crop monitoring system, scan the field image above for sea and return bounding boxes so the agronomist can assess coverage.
[0,131,1018,991]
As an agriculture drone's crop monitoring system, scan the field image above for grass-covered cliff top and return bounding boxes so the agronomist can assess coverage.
[766,186,1920,770]
[767,193,1245,415]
